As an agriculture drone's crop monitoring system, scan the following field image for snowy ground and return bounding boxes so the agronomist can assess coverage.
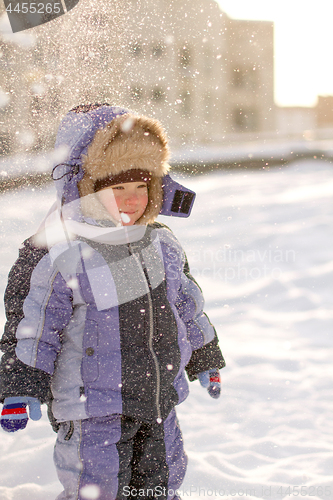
[0,159,332,500]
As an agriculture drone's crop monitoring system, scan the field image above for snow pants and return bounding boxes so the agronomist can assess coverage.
[54,409,187,500]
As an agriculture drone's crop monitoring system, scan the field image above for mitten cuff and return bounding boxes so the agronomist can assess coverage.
[186,336,225,382]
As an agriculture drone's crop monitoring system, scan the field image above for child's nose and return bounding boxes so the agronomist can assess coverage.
[125,193,138,205]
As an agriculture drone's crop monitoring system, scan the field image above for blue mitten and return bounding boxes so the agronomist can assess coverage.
[1,397,42,433]
[198,369,221,399]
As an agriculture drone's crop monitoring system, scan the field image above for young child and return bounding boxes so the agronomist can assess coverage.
[0,104,225,500]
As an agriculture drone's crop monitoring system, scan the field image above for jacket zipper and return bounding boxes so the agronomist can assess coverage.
[146,287,162,423]
[128,244,162,423]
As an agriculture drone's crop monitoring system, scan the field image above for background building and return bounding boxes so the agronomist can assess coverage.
[316,95,333,129]
[0,0,275,154]
[225,18,275,134]
[275,106,316,137]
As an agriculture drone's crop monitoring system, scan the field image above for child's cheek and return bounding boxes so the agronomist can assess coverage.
[142,193,149,210]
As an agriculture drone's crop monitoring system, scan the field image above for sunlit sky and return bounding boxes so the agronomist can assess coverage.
[218,0,333,107]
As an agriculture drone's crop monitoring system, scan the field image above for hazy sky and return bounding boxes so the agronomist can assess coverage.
[218,0,333,107]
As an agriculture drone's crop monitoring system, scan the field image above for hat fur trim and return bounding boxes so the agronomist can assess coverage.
[78,113,170,224]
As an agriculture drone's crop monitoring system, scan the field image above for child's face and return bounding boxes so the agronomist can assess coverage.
[97,181,149,225]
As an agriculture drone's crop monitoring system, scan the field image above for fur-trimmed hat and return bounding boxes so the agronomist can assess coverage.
[78,113,170,224]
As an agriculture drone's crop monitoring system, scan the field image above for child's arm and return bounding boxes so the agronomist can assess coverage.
[156,224,225,380]
[0,238,52,404]
[154,224,225,397]
[0,237,73,407]
[175,255,225,382]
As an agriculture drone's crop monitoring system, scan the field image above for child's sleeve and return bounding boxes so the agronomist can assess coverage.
[0,238,73,403]
[176,255,226,381]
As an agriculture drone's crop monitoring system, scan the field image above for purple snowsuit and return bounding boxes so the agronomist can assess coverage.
[0,105,225,500]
